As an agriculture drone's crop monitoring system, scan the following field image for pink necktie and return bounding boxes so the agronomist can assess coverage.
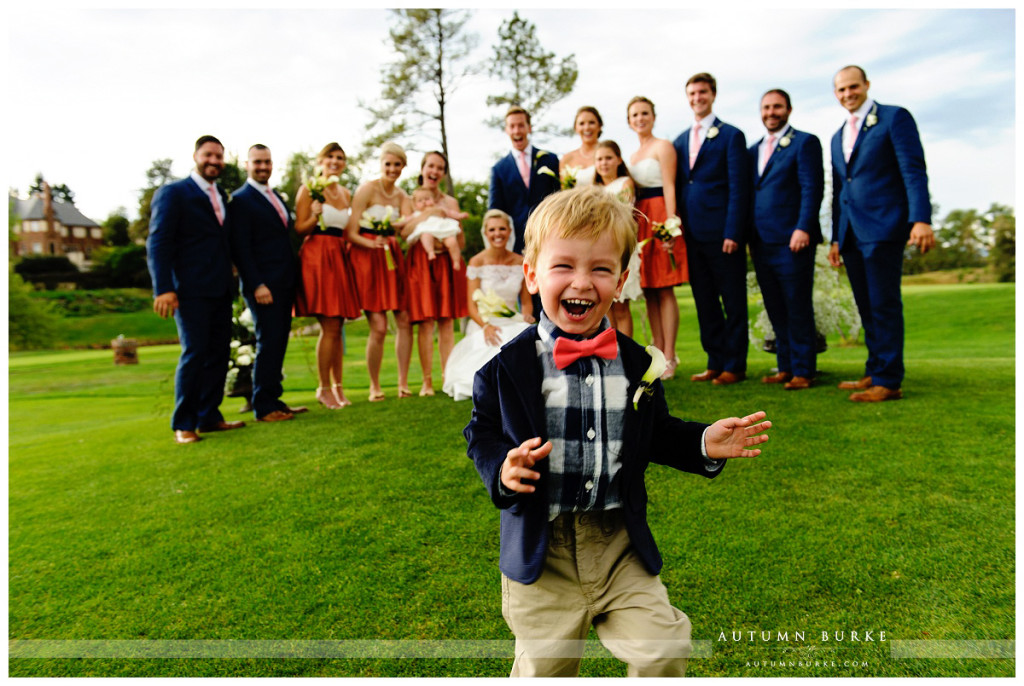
[266,189,288,226]
[762,134,776,173]
[207,184,224,225]
[845,115,859,162]
[518,150,530,188]
[689,123,702,169]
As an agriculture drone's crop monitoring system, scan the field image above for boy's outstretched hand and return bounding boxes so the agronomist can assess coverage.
[705,411,771,459]
[501,437,553,493]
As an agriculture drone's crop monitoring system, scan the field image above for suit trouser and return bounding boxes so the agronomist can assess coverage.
[501,510,691,677]
[685,237,749,373]
[840,235,904,389]
[751,241,817,378]
[243,288,293,418]
[171,294,232,431]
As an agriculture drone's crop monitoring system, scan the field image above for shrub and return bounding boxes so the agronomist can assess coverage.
[9,267,59,350]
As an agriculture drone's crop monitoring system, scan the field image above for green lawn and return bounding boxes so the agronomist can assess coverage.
[8,283,1015,677]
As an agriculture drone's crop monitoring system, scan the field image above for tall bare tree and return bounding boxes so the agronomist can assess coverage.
[360,9,478,191]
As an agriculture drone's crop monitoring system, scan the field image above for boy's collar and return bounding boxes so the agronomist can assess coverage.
[537,311,612,348]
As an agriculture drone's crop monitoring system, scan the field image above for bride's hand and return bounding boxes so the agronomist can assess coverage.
[483,323,502,347]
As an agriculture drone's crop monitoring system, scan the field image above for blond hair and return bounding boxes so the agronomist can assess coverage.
[523,186,637,272]
[380,141,407,165]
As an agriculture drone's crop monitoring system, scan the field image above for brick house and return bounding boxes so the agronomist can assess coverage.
[10,182,103,267]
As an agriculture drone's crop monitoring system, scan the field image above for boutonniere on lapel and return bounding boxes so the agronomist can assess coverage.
[706,126,720,140]
[537,166,557,179]
[778,130,794,148]
[535,150,552,160]
[277,190,289,203]
[865,103,879,128]
[632,345,667,410]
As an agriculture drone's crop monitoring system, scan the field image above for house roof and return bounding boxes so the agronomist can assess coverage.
[13,197,100,228]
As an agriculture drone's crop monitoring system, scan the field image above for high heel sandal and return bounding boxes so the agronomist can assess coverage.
[316,386,342,409]
[332,383,352,407]
[661,356,679,381]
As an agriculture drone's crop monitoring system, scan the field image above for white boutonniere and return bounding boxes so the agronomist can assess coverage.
[535,150,552,160]
[865,103,878,128]
[537,166,557,178]
[706,126,720,139]
[278,190,289,203]
[632,345,667,410]
[778,132,793,148]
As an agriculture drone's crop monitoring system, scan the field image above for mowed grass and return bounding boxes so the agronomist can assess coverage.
[8,283,1014,677]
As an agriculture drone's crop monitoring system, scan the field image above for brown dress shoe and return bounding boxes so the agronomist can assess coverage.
[784,376,812,390]
[838,376,872,390]
[712,371,746,385]
[691,369,721,382]
[761,372,793,384]
[174,430,201,444]
[849,385,903,402]
[198,420,246,433]
[257,410,294,422]
[286,406,309,414]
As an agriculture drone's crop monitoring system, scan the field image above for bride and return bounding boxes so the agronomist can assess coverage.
[442,209,534,401]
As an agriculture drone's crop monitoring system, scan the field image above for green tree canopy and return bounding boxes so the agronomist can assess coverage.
[130,159,175,243]
[102,208,131,247]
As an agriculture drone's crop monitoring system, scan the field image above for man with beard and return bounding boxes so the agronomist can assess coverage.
[147,135,244,443]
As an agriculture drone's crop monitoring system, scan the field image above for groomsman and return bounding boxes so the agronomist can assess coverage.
[674,72,751,385]
[488,106,560,254]
[828,65,935,402]
[147,135,243,444]
[748,89,824,390]
[230,144,306,423]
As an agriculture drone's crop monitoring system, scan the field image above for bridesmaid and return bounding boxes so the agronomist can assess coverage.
[294,142,361,409]
[559,106,601,187]
[400,151,468,396]
[627,95,687,379]
[345,142,413,401]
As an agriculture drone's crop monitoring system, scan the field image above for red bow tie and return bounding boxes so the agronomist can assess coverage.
[552,328,618,370]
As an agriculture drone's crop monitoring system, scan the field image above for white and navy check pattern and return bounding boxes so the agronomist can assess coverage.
[536,313,627,521]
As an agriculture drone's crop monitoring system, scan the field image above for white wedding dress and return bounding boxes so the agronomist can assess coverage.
[602,177,643,302]
[442,264,532,401]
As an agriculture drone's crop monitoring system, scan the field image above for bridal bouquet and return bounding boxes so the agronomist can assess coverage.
[472,288,520,321]
[305,169,339,231]
[651,216,683,270]
[560,166,580,190]
[359,205,397,270]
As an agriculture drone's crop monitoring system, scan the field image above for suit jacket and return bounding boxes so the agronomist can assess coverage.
[229,181,297,296]
[674,117,750,243]
[830,102,931,246]
[147,176,234,299]
[748,127,824,245]
[464,327,720,584]
[488,146,561,249]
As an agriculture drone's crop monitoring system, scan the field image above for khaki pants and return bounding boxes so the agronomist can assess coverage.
[502,510,692,677]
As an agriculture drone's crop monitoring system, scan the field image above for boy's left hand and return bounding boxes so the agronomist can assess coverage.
[705,411,771,459]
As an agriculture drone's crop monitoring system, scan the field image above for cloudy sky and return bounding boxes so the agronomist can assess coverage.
[7,5,1016,235]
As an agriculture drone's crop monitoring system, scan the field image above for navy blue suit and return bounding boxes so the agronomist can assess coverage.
[674,117,751,374]
[831,102,931,389]
[229,181,298,418]
[147,176,234,431]
[464,327,718,585]
[488,146,561,254]
[748,126,824,378]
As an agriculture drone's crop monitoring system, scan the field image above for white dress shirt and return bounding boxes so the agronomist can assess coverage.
[841,98,875,162]
[758,123,791,175]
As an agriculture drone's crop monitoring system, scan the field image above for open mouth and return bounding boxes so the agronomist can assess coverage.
[561,298,594,320]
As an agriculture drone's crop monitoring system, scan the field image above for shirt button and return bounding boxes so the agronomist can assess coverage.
[587,428,596,440]
[585,375,594,386]
[585,480,594,491]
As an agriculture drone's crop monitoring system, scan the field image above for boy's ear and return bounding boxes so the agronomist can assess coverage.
[614,268,628,299]
[523,260,540,295]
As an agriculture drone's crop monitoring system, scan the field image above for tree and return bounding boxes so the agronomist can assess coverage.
[102,208,131,247]
[360,9,478,189]
[486,11,578,136]
[452,179,490,256]
[218,153,246,196]
[9,266,59,350]
[29,174,75,203]
[130,159,176,243]
[986,204,1015,282]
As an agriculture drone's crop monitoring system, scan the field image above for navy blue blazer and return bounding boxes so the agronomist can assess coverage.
[748,127,824,245]
[464,327,719,584]
[229,182,297,296]
[488,147,561,247]
[673,117,750,243]
[831,102,931,246]
[147,177,234,299]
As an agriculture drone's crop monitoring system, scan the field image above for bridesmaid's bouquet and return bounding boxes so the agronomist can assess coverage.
[651,216,683,270]
[359,205,398,270]
[472,288,519,321]
[305,169,339,231]
[560,166,580,190]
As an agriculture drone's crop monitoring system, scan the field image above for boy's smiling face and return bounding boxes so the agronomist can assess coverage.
[524,230,627,337]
